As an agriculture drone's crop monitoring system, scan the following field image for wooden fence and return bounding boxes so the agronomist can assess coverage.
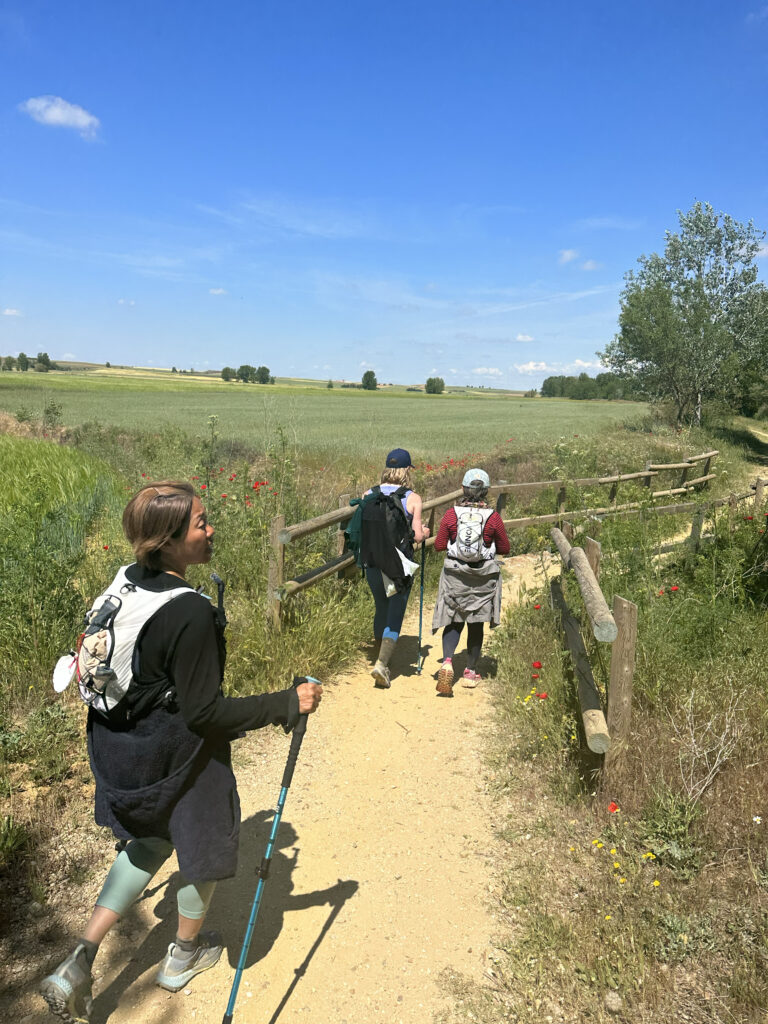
[548,478,765,778]
[267,450,720,629]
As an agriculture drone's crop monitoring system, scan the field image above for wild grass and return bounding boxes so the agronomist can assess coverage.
[442,428,768,1023]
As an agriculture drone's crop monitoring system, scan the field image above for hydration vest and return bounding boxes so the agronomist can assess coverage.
[448,506,496,562]
[53,567,193,724]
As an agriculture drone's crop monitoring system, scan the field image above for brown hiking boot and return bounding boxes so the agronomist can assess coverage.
[436,659,454,696]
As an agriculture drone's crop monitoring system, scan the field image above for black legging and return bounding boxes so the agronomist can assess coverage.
[441,622,484,669]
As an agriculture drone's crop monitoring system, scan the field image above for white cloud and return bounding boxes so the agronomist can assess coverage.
[209,287,227,295]
[61,352,75,359]
[581,259,601,271]
[514,361,551,374]
[558,249,579,264]
[757,244,768,259]
[572,358,603,369]
[19,95,100,139]
[2,308,22,316]
[516,333,534,342]
[746,5,768,21]
[472,366,503,376]
[573,216,642,231]
[117,298,135,306]
[449,368,459,374]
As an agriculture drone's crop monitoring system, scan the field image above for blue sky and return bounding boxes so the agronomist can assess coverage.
[1,0,767,387]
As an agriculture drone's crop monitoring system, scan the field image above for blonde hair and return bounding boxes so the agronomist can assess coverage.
[380,466,412,488]
[122,481,196,570]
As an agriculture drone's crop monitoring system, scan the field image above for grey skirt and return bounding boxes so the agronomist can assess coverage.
[431,555,502,631]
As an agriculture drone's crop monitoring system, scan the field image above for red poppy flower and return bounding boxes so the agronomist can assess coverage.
[670,585,679,592]
[246,500,251,506]
[538,692,548,700]
[658,588,664,595]
[201,484,207,489]
[533,604,541,610]
[744,516,754,521]
[608,801,619,813]
[532,660,542,669]
[141,472,146,477]
[531,673,539,679]
[192,476,199,480]
[221,493,227,498]
[103,544,109,550]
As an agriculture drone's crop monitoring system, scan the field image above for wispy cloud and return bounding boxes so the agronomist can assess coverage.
[209,287,227,295]
[19,95,100,139]
[581,260,601,271]
[472,366,503,376]
[514,361,552,374]
[571,358,604,370]
[516,333,534,341]
[746,5,768,21]
[117,298,135,306]
[573,216,642,231]
[2,308,22,316]
[242,196,374,239]
[559,249,579,264]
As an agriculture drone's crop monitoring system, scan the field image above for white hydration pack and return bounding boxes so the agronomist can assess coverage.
[449,506,496,562]
[52,566,190,724]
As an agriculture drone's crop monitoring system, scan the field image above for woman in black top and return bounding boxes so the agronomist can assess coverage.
[40,481,323,1024]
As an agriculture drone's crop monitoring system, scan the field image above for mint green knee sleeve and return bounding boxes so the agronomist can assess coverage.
[176,879,217,920]
[96,837,174,916]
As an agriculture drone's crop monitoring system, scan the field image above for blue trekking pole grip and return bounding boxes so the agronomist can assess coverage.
[221,675,319,1024]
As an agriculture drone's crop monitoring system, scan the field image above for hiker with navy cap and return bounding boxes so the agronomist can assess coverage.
[361,448,430,689]
[432,468,509,696]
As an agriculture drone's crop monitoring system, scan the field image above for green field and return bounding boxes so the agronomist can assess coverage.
[0,370,645,464]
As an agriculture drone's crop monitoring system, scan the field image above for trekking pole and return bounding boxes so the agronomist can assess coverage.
[221,675,319,1024]
[416,540,426,674]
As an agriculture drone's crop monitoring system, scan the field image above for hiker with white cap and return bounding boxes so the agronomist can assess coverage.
[360,448,430,689]
[432,467,510,695]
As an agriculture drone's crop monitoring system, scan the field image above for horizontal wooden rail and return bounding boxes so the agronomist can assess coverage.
[551,528,618,642]
[551,580,611,753]
[651,473,716,498]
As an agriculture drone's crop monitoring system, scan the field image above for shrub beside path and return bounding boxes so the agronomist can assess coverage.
[14,554,552,1024]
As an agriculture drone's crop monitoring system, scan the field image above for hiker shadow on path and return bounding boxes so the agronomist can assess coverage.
[388,633,433,680]
[89,811,358,1023]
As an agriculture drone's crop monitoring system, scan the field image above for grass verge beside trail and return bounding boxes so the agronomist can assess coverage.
[440,432,768,1023]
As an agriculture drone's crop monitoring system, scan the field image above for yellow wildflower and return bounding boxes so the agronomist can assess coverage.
[652,880,660,887]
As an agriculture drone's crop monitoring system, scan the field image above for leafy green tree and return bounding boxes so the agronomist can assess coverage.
[2,356,15,371]
[601,201,766,425]
[425,376,445,394]
[17,352,29,372]
[221,366,235,381]
[236,364,256,383]
[361,369,378,390]
[255,365,271,384]
[327,378,334,388]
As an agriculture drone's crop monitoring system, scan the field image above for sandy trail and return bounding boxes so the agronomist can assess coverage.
[15,554,552,1024]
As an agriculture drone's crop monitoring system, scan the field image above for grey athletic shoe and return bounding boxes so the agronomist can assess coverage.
[39,943,93,1023]
[155,931,223,992]
[371,661,391,688]
[436,659,454,696]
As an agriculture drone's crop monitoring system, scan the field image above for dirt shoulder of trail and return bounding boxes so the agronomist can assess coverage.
[7,553,553,1024]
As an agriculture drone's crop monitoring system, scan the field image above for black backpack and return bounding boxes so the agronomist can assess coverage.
[359,486,415,591]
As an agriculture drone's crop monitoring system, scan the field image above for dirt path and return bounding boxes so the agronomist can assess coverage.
[14,554,552,1024]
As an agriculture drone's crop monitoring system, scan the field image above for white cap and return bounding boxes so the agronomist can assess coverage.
[462,468,490,488]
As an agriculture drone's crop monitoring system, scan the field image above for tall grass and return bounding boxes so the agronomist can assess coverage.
[448,425,768,1023]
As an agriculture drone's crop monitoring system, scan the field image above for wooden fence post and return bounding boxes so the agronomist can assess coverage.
[336,494,351,557]
[496,480,508,517]
[603,596,638,781]
[562,520,575,542]
[689,507,705,555]
[609,480,619,504]
[679,462,691,489]
[755,478,765,509]
[644,461,653,487]
[268,513,286,630]
[585,536,601,581]
[557,485,567,514]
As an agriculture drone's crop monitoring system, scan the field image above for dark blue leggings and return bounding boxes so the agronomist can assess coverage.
[365,568,411,641]
[442,621,484,669]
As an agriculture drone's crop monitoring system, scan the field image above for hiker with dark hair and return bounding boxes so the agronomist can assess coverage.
[40,481,322,1024]
[432,468,510,696]
[361,448,430,689]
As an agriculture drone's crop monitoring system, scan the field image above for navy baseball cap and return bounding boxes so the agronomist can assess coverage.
[385,448,413,468]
